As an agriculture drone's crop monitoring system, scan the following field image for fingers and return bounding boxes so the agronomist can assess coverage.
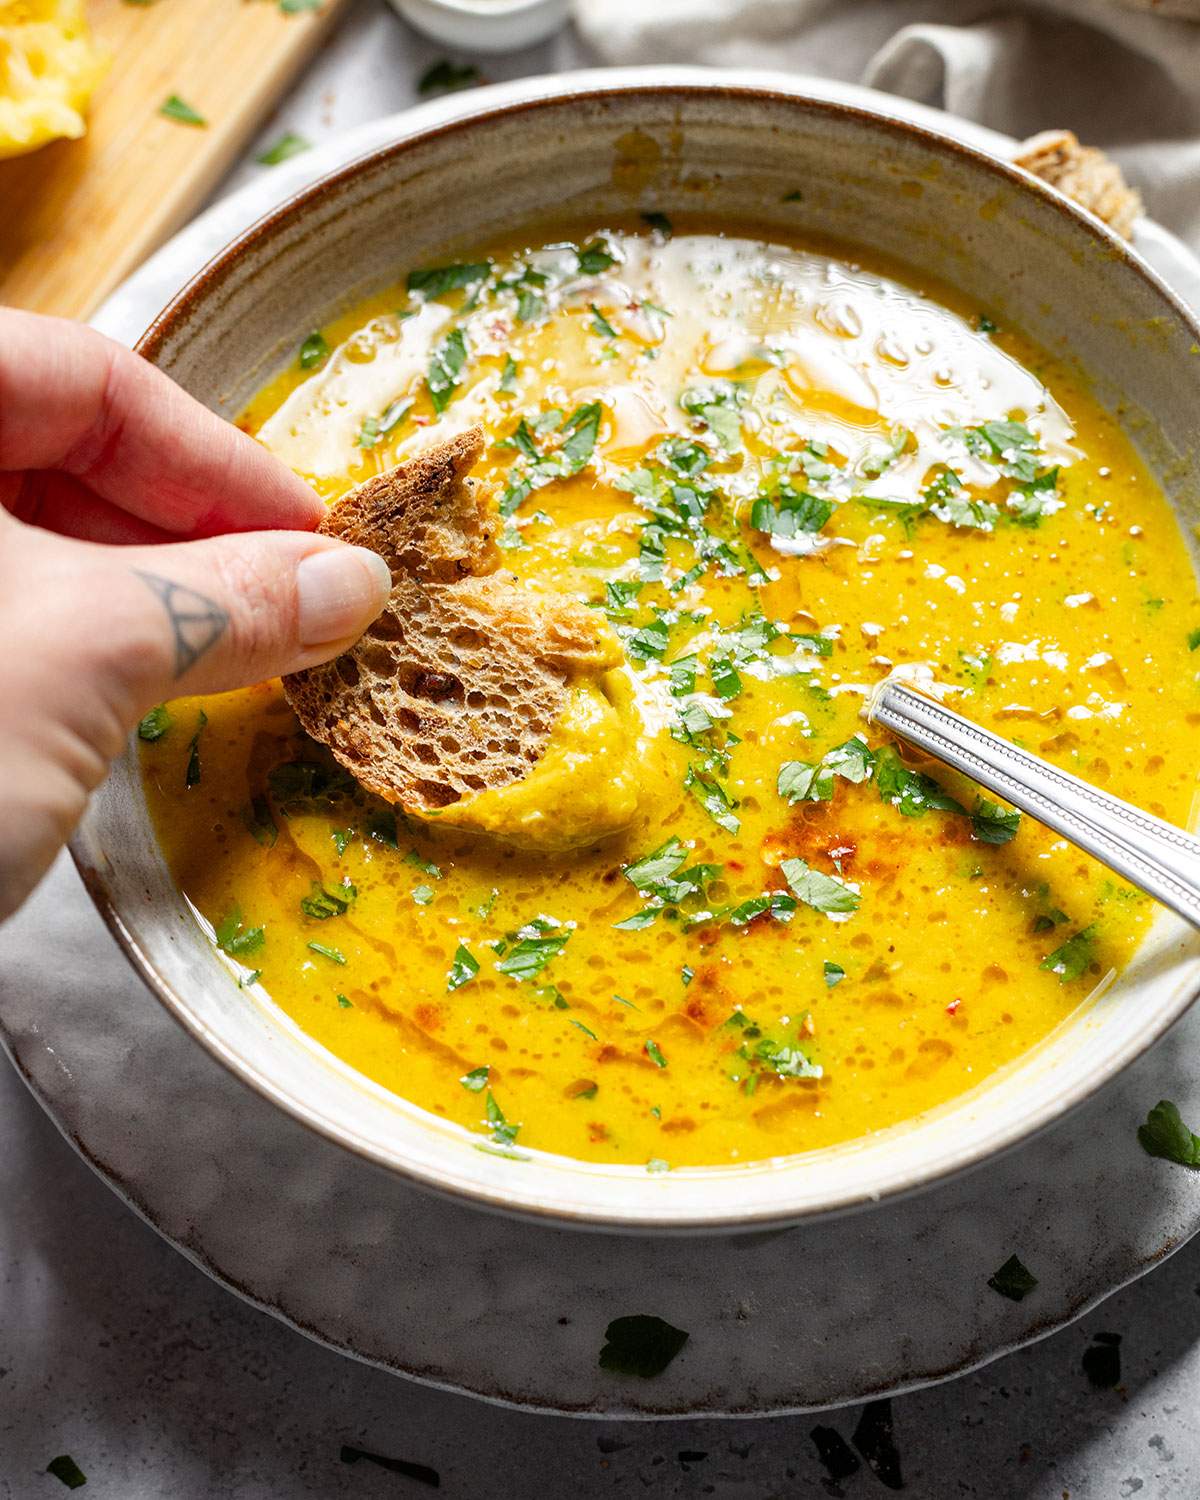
[0,308,323,537]
[103,530,394,709]
[2,471,176,544]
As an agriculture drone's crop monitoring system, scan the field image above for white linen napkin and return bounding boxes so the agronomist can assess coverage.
[574,0,1200,250]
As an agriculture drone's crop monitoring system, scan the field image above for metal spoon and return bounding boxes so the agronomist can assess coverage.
[869,678,1200,932]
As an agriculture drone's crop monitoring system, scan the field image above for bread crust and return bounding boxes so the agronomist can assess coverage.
[1013,130,1142,241]
[282,427,611,812]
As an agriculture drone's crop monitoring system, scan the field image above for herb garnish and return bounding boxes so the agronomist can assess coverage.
[823,961,845,987]
[214,908,264,957]
[300,881,356,920]
[427,326,468,413]
[1040,925,1096,983]
[598,1314,689,1377]
[971,798,1021,844]
[160,94,206,126]
[256,131,309,165]
[495,919,570,980]
[242,797,278,848]
[644,1039,667,1069]
[987,1253,1038,1301]
[46,1456,87,1490]
[577,238,616,274]
[447,942,479,990]
[184,709,207,788]
[298,331,328,370]
[307,941,346,965]
[780,857,860,916]
[1138,1099,1200,1166]
[684,764,740,834]
[407,262,490,298]
[417,59,481,96]
[484,1089,520,1145]
[461,1065,490,1092]
[137,704,171,741]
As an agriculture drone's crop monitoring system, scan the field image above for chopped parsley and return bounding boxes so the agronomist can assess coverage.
[417,59,481,96]
[407,262,490,298]
[484,1089,520,1145]
[577,238,616,274]
[1040,925,1096,983]
[298,331,328,370]
[778,736,873,804]
[307,941,346,965]
[46,1456,87,1490]
[644,1039,667,1069]
[256,130,309,165]
[137,704,171,741]
[214,908,264,956]
[300,881,355,919]
[987,1253,1038,1301]
[495,920,570,980]
[971,798,1022,845]
[684,764,740,834]
[447,943,479,990]
[184,709,207,788]
[780,857,860,916]
[242,795,279,848]
[427,326,468,413]
[1138,1099,1200,1166]
[160,94,206,126]
[460,1065,490,1092]
[598,1314,689,1377]
[589,304,619,339]
[873,745,963,817]
[823,961,845,987]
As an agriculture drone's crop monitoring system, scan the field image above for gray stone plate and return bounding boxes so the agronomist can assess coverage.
[3,76,1200,1417]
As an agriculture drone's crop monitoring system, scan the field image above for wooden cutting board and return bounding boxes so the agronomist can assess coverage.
[0,0,351,321]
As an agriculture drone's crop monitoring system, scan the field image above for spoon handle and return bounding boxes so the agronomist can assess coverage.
[871,679,1200,932]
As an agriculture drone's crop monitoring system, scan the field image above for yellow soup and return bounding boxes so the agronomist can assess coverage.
[142,223,1200,1169]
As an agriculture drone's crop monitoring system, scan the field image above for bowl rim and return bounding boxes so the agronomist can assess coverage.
[83,67,1200,1231]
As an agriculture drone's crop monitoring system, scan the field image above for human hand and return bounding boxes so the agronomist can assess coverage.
[0,308,392,921]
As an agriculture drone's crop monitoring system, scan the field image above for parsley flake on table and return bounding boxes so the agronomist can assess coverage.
[987,1253,1038,1301]
[256,130,309,165]
[46,1455,87,1490]
[417,59,481,96]
[159,94,206,127]
[1138,1099,1200,1166]
[598,1314,689,1377]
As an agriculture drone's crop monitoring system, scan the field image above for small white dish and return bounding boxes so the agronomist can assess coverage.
[388,0,569,54]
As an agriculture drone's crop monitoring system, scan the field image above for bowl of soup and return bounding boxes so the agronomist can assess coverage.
[73,71,1200,1230]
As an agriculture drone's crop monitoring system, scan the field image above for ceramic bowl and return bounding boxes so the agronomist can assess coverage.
[73,71,1200,1232]
[388,0,569,54]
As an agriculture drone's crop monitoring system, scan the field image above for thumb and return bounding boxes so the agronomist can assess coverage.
[102,529,392,710]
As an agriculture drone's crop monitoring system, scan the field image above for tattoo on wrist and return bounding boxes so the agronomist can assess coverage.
[133,570,229,679]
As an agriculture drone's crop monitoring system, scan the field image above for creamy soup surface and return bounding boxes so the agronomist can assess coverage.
[142,222,1200,1169]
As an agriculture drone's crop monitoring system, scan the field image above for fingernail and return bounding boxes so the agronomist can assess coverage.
[296,546,392,646]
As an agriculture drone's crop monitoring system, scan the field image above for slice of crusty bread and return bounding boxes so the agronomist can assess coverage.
[1013,130,1142,241]
[282,427,614,812]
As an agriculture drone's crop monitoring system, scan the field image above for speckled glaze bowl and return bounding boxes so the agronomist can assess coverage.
[73,71,1200,1232]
